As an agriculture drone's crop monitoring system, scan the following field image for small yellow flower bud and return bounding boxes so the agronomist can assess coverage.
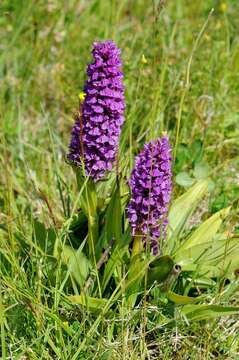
[79,92,86,103]
[141,54,148,64]
[220,2,227,12]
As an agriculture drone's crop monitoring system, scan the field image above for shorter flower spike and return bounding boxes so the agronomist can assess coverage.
[127,136,172,254]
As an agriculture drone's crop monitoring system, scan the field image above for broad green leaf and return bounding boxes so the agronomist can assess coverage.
[175,144,189,171]
[184,277,216,288]
[167,291,201,304]
[62,245,91,287]
[218,253,239,276]
[175,236,239,278]
[180,262,220,277]
[175,238,237,264]
[193,161,210,179]
[177,207,231,252]
[181,304,239,321]
[68,295,108,312]
[165,180,209,253]
[189,139,203,163]
[198,237,239,266]
[176,172,194,187]
[99,349,113,360]
[180,261,226,280]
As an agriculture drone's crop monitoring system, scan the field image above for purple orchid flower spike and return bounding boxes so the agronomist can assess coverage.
[68,40,125,181]
[127,136,172,254]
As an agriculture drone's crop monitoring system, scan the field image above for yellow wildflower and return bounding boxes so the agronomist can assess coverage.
[79,92,86,103]
[220,2,227,13]
[141,54,148,64]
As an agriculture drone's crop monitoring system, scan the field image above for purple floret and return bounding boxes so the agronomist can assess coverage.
[68,40,125,181]
[127,136,172,254]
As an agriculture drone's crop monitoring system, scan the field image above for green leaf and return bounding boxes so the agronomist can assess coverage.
[193,237,237,264]
[216,253,239,276]
[176,237,239,278]
[176,172,195,187]
[62,245,91,288]
[175,143,190,171]
[68,295,108,312]
[165,180,209,254]
[176,207,231,253]
[180,261,224,280]
[189,139,203,163]
[193,161,210,179]
[181,304,239,321]
[99,349,113,360]
[167,291,201,304]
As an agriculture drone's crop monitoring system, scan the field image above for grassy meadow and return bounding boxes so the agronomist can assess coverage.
[0,0,239,359]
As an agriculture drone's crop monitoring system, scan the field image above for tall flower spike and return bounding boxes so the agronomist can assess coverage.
[127,136,172,254]
[67,41,125,181]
